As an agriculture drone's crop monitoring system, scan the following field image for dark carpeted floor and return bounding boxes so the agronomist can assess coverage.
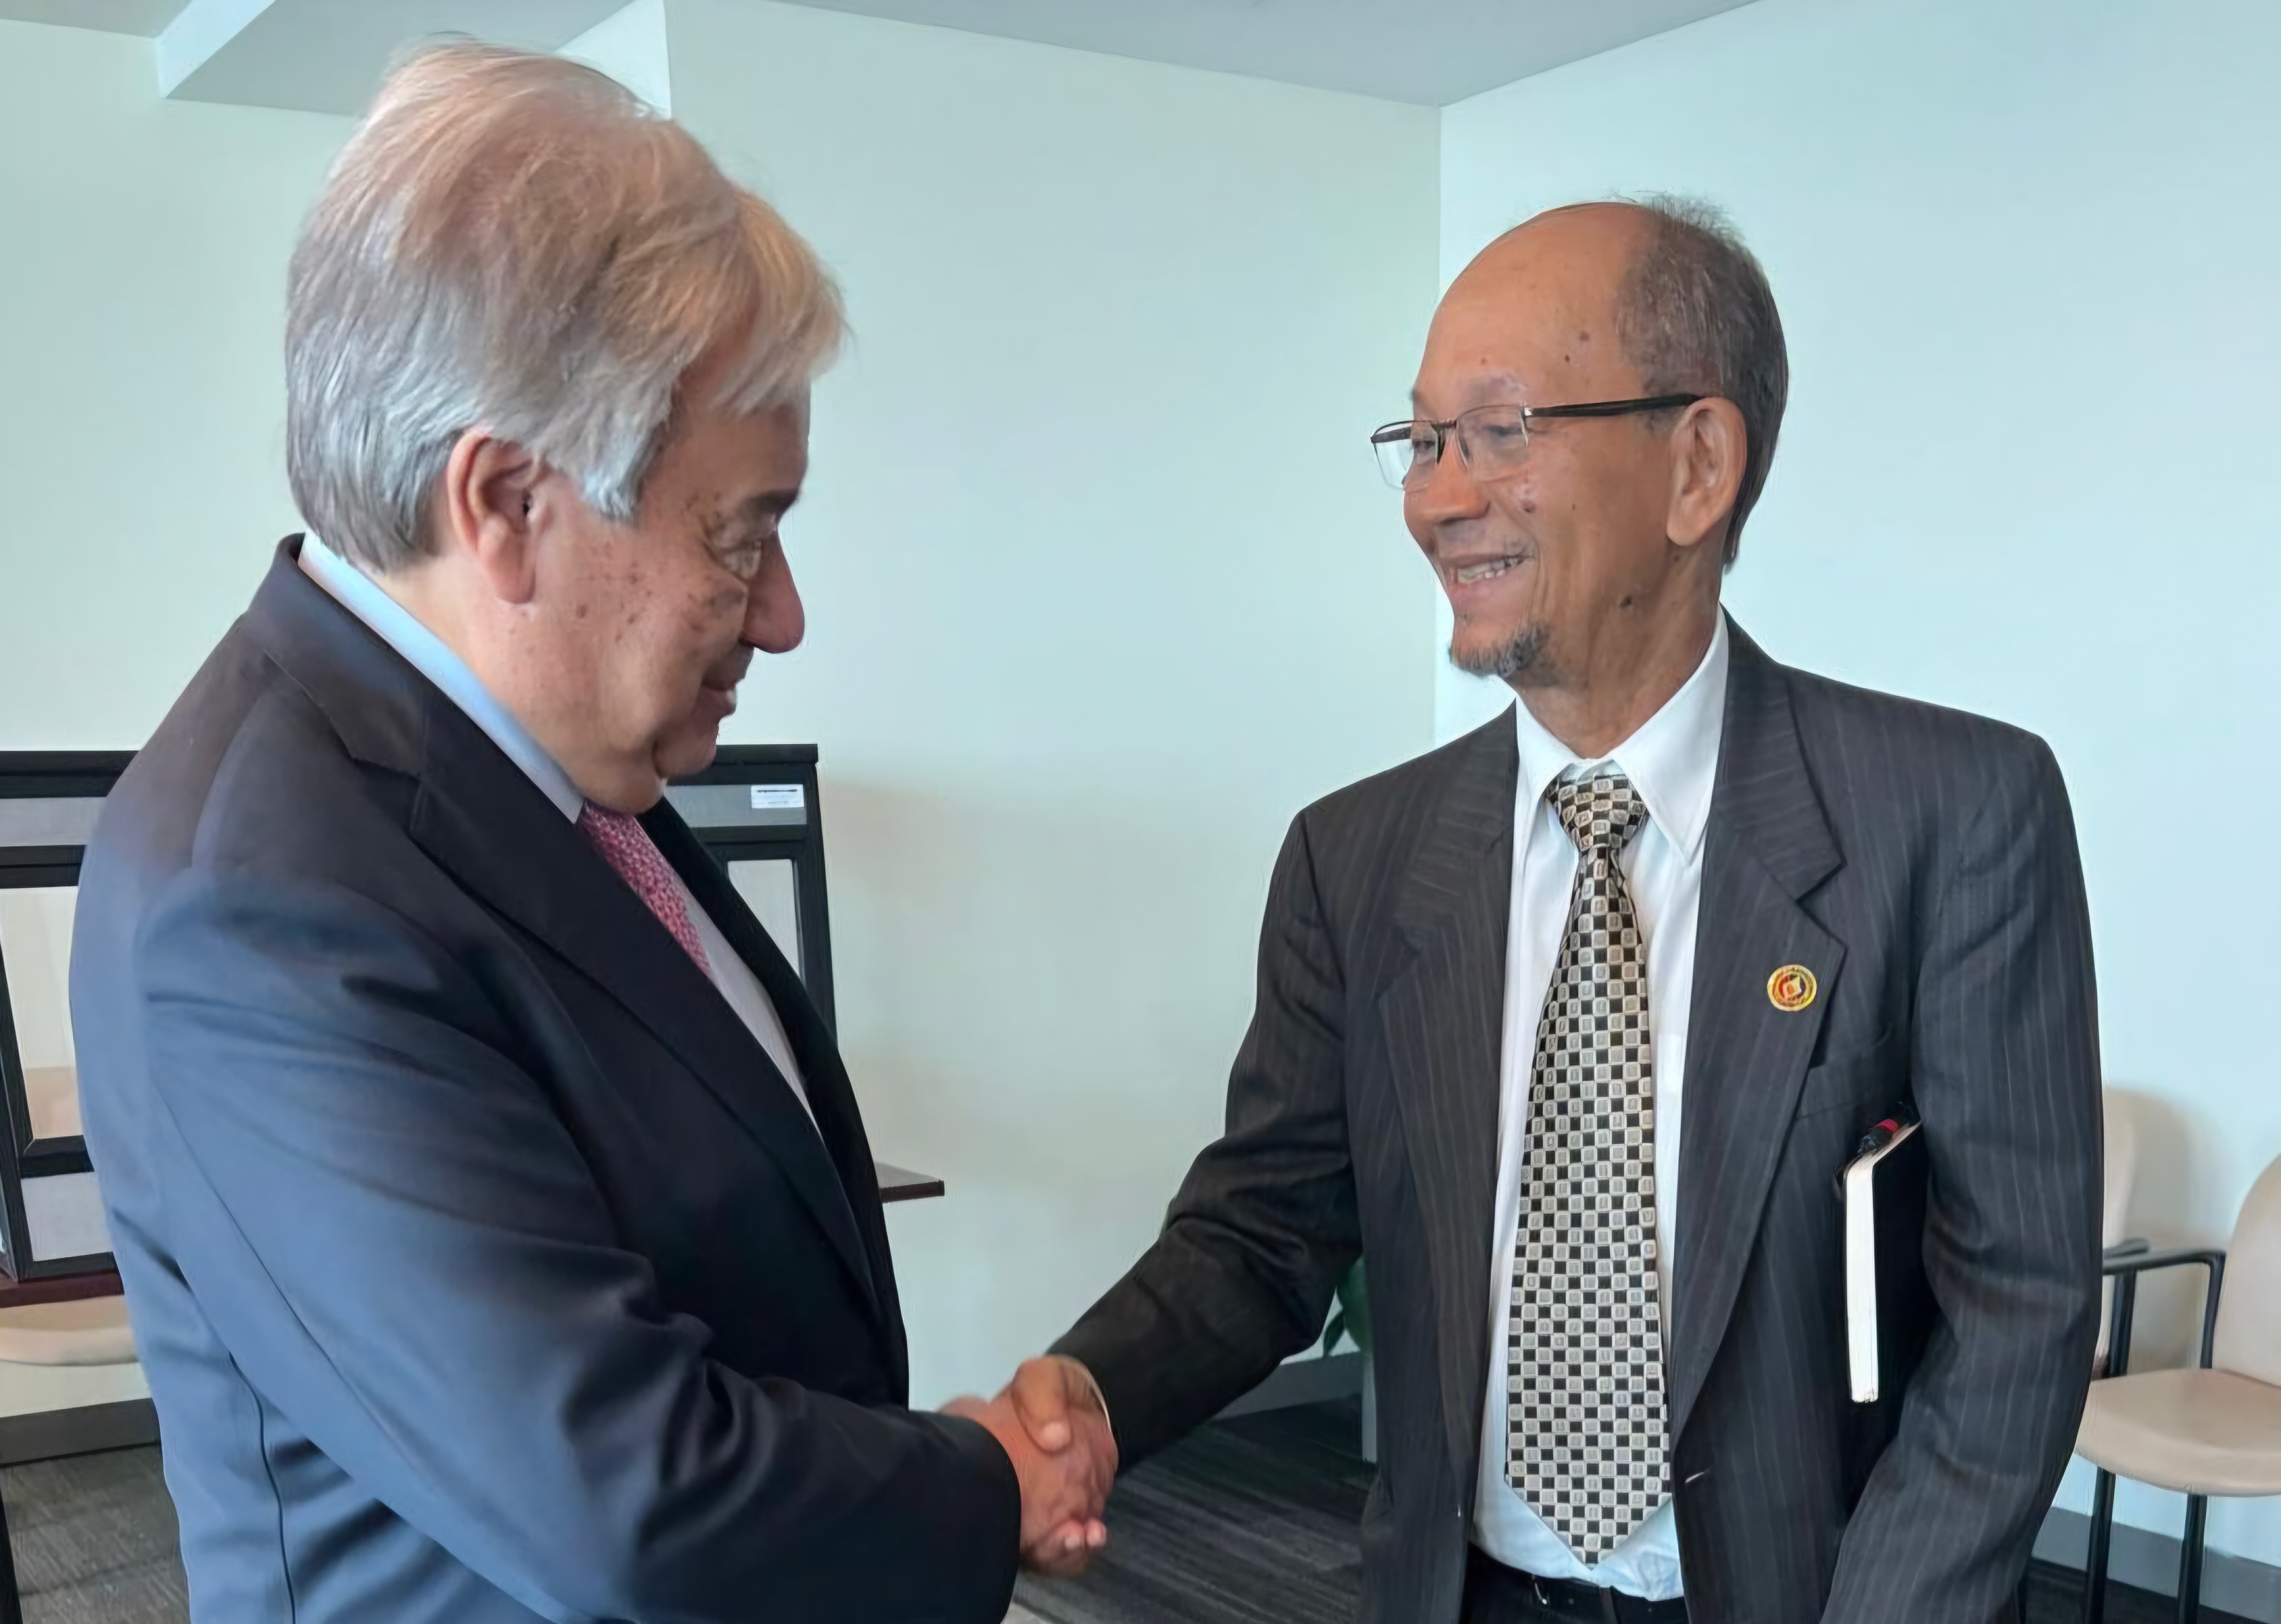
[0,1407,2253,1624]
[1013,1398,2255,1624]
[1013,1398,1378,1624]
[1,1446,189,1623]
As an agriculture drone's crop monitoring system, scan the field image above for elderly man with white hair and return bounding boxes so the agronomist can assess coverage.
[69,43,1111,1623]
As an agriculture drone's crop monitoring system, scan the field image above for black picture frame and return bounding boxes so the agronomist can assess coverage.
[0,743,840,1282]
[0,752,133,1281]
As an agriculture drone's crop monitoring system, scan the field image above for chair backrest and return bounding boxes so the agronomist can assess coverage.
[2213,1152,2281,1386]
[2101,1095,2137,1249]
[2095,1093,2138,1368]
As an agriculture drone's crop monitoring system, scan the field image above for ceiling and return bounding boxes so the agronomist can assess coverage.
[0,0,1756,110]
[710,0,1755,107]
[0,0,181,30]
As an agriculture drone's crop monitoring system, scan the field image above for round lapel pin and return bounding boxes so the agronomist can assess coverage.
[1767,964,1817,1013]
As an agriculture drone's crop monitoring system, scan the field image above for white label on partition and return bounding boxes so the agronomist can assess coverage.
[750,785,804,810]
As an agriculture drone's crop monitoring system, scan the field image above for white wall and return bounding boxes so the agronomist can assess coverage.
[0,21,348,751]
[561,0,670,114]
[651,0,1439,1405]
[1440,0,2281,1564]
[0,17,348,1418]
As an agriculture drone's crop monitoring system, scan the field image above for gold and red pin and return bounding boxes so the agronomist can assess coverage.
[1767,964,1817,1013]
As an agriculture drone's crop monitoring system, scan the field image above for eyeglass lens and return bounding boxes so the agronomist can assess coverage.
[1372,406,1531,488]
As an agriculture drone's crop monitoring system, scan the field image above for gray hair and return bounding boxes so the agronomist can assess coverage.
[286,42,845,573]
[1613,195,1787,565]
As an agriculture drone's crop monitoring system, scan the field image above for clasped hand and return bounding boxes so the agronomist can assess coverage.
[943,1356,1117,1576]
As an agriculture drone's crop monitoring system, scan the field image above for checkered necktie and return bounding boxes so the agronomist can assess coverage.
[578,802,712,976]
[1508,770,1669,1561]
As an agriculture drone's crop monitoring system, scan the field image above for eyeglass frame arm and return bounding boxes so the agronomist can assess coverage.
[2099,1243,2228,1377]
[1512,393,1706,422]
[1367,393,1709,455]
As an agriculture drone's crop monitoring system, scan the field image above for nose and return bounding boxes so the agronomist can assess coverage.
[1406,437,1489,536]
[744,542,804,655]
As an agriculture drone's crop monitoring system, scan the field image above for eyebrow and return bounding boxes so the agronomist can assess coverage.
[696,489,800,554]
[726,489,800,526]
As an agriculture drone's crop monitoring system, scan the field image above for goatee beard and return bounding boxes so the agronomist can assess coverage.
[1451,623,1546,682]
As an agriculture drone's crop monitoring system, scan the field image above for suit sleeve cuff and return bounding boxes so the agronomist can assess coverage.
[929,1409,1023,1556]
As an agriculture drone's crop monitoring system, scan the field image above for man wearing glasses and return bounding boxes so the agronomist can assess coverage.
[992,199,2102,1622]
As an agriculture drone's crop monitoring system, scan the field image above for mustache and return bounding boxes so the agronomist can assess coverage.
[703,647,754,689]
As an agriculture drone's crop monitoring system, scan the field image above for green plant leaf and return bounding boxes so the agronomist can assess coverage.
[1322,1258,1370,1358]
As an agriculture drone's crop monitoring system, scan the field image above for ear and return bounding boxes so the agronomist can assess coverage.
[1664,398,1747,556]
[437,427,545,606]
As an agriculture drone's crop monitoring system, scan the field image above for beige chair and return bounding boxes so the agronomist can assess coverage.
[2076,1152,2281,1624]
[0,1291,139,1624]
[2095,1095,2140,1371]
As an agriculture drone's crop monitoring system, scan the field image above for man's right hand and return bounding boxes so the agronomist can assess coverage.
[943,1356,1116,1577]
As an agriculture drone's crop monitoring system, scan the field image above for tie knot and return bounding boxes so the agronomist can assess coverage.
[579,802,642,843]
[1550,771,1649,856]
[578,801,712,975]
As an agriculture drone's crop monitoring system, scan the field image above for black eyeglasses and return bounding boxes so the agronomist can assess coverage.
[1369,395,1705,488]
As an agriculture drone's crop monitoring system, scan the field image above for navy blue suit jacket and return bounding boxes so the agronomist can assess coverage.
[72,541,1019,1622]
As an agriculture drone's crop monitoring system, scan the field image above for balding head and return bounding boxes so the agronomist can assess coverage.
[1428,204,1653,423]
[1400,197,1781,752]
[1441,199,1786,564]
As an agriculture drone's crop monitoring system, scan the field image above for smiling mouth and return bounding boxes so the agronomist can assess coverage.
[1449,554,1529,586]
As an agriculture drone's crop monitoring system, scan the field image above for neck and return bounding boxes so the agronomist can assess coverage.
[370,557,647,809]
[1513,597,1719,759]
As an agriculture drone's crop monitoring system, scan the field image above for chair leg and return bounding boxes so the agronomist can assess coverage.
[0,1469,24,1624]
[2083,1469,2117,1624]
[2177,1494,2207,1624]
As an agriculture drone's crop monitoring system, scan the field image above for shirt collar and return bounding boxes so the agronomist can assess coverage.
[1510,612,1730,862]
[299,535,585,823]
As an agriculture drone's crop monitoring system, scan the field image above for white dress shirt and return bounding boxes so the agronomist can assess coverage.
[1470,616,1730,1599]
[299,535,817,1127]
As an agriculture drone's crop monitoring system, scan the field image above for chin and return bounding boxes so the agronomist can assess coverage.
[653,726,722,782]
[1450,619,1548,682]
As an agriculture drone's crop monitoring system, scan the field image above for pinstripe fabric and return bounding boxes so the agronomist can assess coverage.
[1055,618,2101,1624]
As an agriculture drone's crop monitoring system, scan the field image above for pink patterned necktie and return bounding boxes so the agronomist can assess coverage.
[578,802,712,975]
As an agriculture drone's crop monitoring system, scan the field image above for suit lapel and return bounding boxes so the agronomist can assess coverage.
[1378,715,1517,1501]
[407,712,885,1325]
[244,545,884,1328]
[643,807,901,1367]
[1669,622,1843,1445]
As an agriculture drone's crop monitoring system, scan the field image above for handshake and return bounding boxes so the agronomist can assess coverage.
[945,1355,1119,1576]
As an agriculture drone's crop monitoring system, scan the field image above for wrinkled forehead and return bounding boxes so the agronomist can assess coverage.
[1413,209,1645,414]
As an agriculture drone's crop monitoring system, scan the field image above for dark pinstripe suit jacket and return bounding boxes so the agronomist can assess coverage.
[1057,619,2102,1624]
